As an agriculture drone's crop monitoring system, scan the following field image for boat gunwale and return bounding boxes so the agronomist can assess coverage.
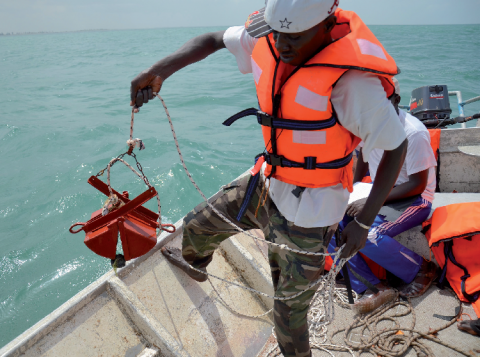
[0,219,184,357]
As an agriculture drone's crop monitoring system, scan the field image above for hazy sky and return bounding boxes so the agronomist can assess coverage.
[1,0,479,33]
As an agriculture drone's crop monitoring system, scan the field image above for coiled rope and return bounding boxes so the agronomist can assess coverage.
[335,291,472,357]
[266,292,473,357]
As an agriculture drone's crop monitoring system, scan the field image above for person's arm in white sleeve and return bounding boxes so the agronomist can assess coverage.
[383,130,434,202]
[223,26,258,74]
[349,162,428,217]
[332,71,408,258]
[348,131,432,217]
[130,30,227,111]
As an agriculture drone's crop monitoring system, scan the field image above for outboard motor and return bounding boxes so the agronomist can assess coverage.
[410,85,452,128]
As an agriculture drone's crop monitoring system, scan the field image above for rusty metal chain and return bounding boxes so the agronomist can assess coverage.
[96,151,150,187]
[96,151,129,178]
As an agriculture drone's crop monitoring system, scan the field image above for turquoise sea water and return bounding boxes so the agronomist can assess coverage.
[1,25,479,348]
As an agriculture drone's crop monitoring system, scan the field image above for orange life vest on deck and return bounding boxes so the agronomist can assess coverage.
[428,129,441,161]
[427,129,441,191]
[423,202,480,317]
[246,9,398,191]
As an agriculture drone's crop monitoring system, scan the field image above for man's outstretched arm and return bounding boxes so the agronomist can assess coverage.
[340,138,408,258]
[130,31,226,111]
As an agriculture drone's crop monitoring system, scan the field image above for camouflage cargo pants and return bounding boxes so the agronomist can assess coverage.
[182,173,330,357]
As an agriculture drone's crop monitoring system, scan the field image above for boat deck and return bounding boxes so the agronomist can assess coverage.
[2,188,480,356]
[2,220,479,357]
[248,229,480,356]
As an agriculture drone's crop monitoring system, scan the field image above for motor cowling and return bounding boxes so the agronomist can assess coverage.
[410,85,452,128]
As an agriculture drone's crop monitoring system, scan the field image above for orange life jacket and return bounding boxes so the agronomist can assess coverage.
[226,9,399,221]
[427,129,441,192]
[224,9,399,192]
[325,253,386,280]
[428,129,441,161]
[423,202,480,317]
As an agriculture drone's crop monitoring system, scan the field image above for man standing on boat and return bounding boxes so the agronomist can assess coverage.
[130,1,408,356]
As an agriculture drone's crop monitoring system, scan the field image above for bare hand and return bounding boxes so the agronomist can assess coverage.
[346,198,367,217]
[337,220,369,258]
[130,70,164,113]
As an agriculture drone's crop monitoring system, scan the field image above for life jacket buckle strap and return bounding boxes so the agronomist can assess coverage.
[258,112,273,127]
[269,154,285,168]
[266,152,352,170]
[304,157,317,170]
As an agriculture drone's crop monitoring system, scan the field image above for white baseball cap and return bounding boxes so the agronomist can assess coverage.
[245,0,339,38]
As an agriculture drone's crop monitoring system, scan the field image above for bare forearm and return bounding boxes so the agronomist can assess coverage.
[385,169,428,203]
[356,139,408,226]
[385,182,419,202]
[149,31,226,80]
[130,30,227,109]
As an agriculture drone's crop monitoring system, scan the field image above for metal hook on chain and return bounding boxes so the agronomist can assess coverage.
[127,108,146,154]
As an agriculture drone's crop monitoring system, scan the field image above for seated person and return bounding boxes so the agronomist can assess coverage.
[329,77,438,313]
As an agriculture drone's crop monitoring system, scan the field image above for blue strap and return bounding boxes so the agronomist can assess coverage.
[223,108,337,131]
[223,108,259,127]
[235,151,352,221]
[261,115,337,131]
[236,172,260,222]
[437,241,450,289]
[236,154,265,221]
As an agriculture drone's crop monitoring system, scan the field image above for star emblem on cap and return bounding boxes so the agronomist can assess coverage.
[279,18,292,29]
